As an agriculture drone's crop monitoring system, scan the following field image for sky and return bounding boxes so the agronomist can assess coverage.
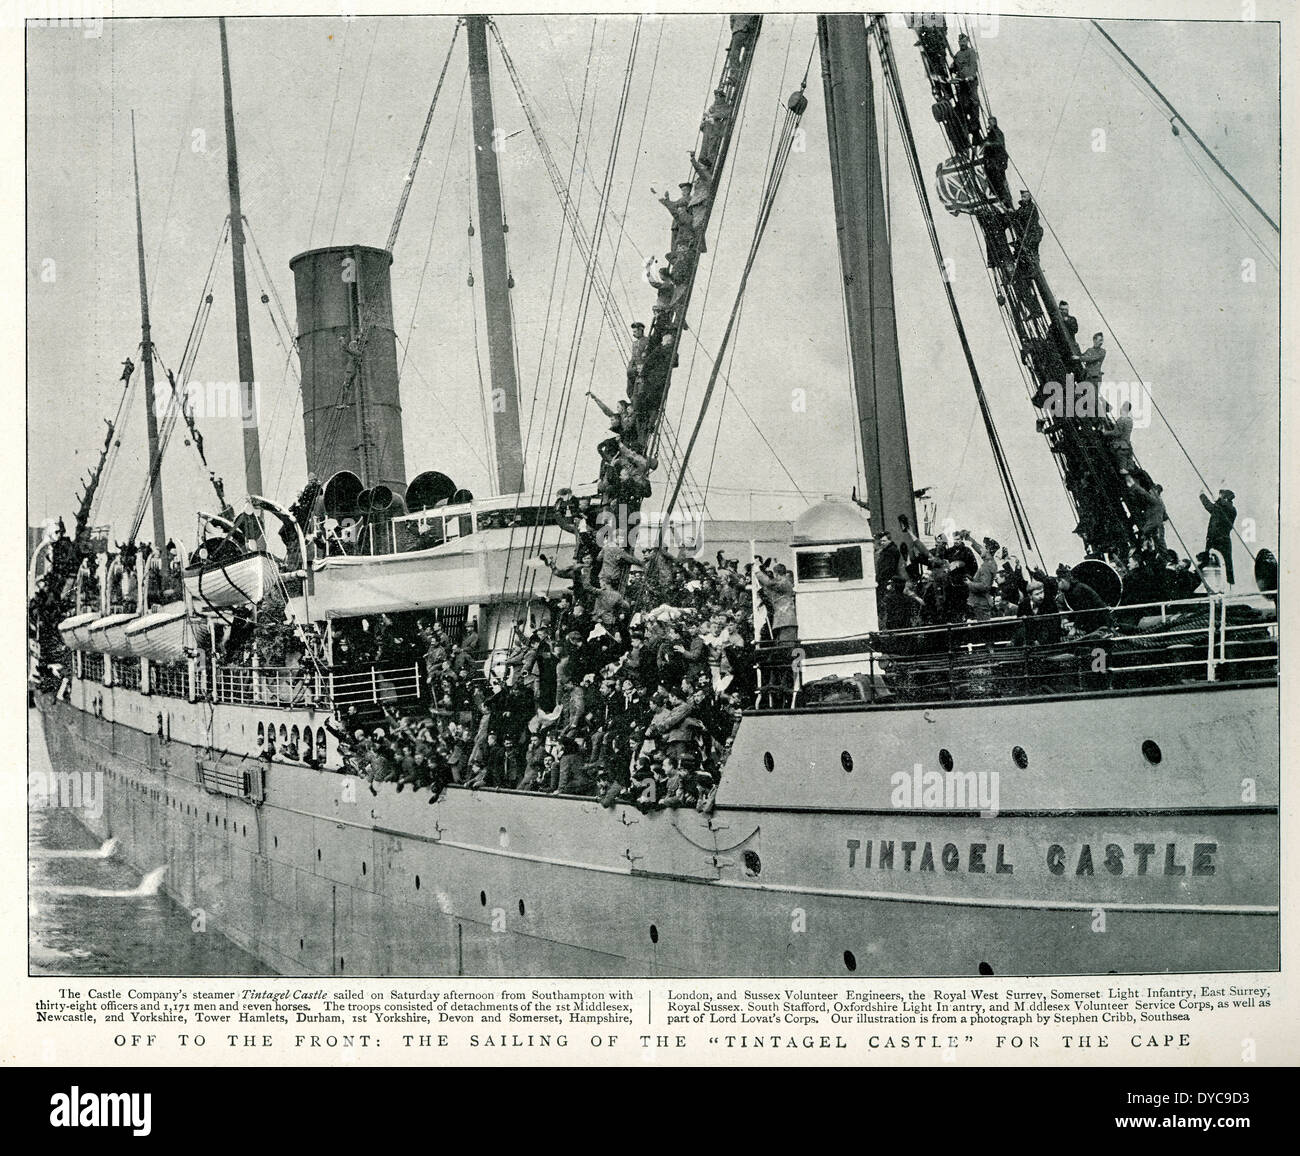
[25,9,1281,568]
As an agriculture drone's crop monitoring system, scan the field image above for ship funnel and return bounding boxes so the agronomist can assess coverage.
[290,245,407,497]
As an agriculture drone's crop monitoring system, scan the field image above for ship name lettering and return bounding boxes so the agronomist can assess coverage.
[845,839,1012,874]
[1045,842,1217,876]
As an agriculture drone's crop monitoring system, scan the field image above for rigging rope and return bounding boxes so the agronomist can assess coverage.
[386,19,463,253]
[329,20,382,246]
[871,20,1042,567]
[400,67,469,376]
[1090,20,1278,235]
[307,21,350,248]
[565,16,664,488]
[1012,175,1259,562]
[656,75,804,543]
[491,21,637,365]
[88,354,140,527]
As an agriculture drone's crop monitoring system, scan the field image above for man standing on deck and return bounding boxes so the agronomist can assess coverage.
[965,536,999,621]
[755,560,798,642]
[1200,488,1238,585]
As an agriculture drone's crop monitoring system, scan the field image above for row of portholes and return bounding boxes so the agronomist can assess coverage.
[257,720,327,762]
[469,890,528,918]
[764,747,1029,773]
[766,740,1164,774]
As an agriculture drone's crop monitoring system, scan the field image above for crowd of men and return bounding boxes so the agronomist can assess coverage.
[871,518,1221,639]
[320,548,777,810]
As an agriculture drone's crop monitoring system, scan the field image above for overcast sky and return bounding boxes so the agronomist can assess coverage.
[26,9,1280,567]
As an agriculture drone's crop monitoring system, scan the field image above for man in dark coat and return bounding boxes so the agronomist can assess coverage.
[982,117,1012,208]
[1056,568,1113,634]
[1200,489,1237,585]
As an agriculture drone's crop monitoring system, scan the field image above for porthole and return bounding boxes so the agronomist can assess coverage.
[1141,740,1162,765]
[763,751,775,773]
[843,950,857,972]
[362,861,367,876]
[339,957,344,972]
[938,748,954,772]
[317,848,322,861]
[1012,746,1029,769]
[299,938,304,951]
[479,890,487,907]
[518,899,526,917]
[242,825,246,837]
[414,875,420,890]
[742,850,762,876]
[978,961,994,976]
[840,750,853,773]
[649,924,659,944]
[274,836,278,849]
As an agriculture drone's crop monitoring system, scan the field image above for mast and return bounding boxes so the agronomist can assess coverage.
[818,14,917,539]
[130,112,167,550]
[219,17,265,499]
[465,14,524,495]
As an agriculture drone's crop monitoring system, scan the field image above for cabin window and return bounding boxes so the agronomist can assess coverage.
[279,724,288,745]
[795,545,864,582]
[316,727,327,757]
[303,729,314,759]
[257,722,265,744]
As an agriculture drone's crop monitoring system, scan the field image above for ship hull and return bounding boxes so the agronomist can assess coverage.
[33,677,1278,978]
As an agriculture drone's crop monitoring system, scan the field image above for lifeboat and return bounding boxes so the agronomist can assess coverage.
[124,602,209,663]
[57,612,101,651]
[85,613,139,657]
[183,550,279,608]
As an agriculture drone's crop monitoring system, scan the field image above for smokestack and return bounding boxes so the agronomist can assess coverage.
[290,244,407,496]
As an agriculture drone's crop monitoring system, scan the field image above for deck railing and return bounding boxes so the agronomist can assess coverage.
[151,662,191,700]
[755,590,1278,708]
[211,662,422,710]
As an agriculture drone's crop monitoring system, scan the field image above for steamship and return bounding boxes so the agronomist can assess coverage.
[31,13,1279,977]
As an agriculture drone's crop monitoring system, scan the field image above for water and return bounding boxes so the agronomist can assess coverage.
[29,710,275,976]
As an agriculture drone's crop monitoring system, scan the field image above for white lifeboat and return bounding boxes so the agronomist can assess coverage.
[85,613,140,657]
[57,611,100,651]
[124,602,209,663]
[183,550,279,608]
